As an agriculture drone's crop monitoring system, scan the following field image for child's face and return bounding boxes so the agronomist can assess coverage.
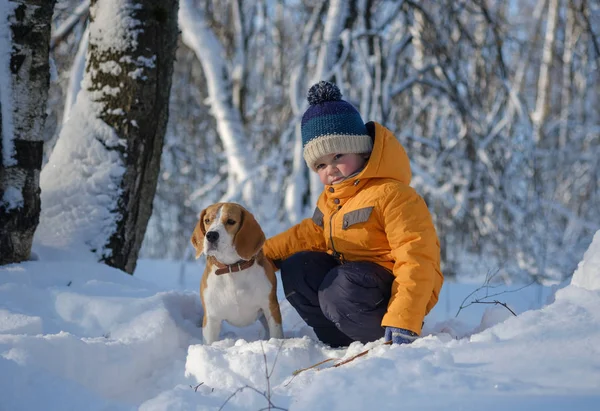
[314,153,368,185]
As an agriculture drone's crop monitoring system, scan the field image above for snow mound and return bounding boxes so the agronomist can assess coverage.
[571,230,600,291]
[2,255,600,410]
[0,309,42,335]
[36,91,125,261]
[0,261,204,408]
[158,277,600,411]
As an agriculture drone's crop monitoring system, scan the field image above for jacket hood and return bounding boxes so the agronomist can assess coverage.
[360,122,411,185]
[322,122,411,203]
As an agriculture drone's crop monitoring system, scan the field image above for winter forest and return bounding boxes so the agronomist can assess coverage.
[1,1,600,410]
[1,0,599,283]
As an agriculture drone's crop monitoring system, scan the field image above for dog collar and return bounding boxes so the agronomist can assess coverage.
[213,257,256,275]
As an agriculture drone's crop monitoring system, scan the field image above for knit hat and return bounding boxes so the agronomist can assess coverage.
[301,81,373,170]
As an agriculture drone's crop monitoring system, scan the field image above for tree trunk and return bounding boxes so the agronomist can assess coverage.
[531,0,559,144]
[0,0,55,265]
[559,2,577,149]
[308,0,349,207]
[62,25,88,126]
[89,0,179,273]
[179,0,256,205]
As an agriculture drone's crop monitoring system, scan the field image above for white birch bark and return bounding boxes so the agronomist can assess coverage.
[284,0,348,216]
[62,26,89,125]
[285,1,325,222]
[0,0,55,264]
[308,0,348,206]
[532,0,559,144]
[559,4,577,149]
[0,1,15,169]
[50,0,89,50]
[507,0,547,124]
[179,0,255,204]
[410,8,425,105]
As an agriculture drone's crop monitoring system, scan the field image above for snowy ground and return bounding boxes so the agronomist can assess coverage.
[1,233,599,410]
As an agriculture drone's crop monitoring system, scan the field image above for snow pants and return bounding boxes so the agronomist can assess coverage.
[281,251,394,347]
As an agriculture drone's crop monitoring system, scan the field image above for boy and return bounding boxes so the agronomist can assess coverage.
[264,81,443,347]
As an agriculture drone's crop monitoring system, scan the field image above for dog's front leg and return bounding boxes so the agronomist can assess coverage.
[262,303,284,340]
[203,315,221,345]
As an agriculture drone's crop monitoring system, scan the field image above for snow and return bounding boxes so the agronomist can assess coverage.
[36,0,145,260]
[35,91,126,259]
[89,0,142,54]
[571,230,600,291]
[1,232,599,410]
[1,185,23,210]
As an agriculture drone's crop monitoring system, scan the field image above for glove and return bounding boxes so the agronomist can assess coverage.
[384,327,419,345]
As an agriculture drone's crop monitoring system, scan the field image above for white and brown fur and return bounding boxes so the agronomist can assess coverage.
[190,203,283,344]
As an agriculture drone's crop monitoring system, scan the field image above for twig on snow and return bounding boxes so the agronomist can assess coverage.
[291,358,335,377]
[469,300,517,316]
[331,341,392,368]
[218,385,287,411]
[289,340,393,382]
[218,340,288,411]
[456,269,534,317]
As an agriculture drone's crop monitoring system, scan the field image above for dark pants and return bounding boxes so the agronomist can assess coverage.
[281,251,394,347]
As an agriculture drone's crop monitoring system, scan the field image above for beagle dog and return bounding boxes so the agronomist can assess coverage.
[190,202,283,344]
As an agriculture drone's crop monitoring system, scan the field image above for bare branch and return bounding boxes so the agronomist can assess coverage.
[50,1,90,51]
[576,0,600,60]
[471,300,518,316]
[456,269,535,317]
[218,385,287,411]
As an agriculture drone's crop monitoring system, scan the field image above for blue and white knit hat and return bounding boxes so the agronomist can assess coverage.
[301,81,373,170]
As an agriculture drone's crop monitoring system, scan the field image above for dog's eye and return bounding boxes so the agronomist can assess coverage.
[204,218,210,224]
[226,219,236,225]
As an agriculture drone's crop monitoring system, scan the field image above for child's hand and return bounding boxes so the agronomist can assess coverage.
[384,327,418,345]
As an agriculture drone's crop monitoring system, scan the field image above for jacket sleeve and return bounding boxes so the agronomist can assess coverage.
[378,184,443,335]
[263,215,326,266]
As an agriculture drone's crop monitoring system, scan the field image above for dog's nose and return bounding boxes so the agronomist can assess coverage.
[206,231,219,243]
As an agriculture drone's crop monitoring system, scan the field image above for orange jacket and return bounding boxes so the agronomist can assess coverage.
[264,123,443,334]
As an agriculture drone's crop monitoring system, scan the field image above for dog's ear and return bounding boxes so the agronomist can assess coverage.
[190,208,207,259]
[234,207,265,261]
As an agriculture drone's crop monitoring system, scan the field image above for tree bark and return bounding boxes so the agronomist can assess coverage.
[0,0,55,265]
[308,0,349,207]
[559,3,577,149]
[179,0,256,205]
[532,0,559,144]
[88,0,179,273]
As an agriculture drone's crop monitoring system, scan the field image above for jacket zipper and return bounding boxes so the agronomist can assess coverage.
[329,205,343,262]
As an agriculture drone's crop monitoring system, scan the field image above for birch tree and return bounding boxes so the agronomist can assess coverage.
[0,0,55,265]
[43,0,600,282]
[286,0,354,210]
[178,0,257,206]
[36,0,179,274]
[532,0,560,145]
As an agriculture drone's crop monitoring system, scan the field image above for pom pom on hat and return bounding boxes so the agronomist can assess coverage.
[307,81,343,105]
[301,81,372,170]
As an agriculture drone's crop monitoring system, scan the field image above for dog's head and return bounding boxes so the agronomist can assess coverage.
[190,203,266,264]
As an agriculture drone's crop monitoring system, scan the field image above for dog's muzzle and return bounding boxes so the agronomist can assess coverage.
[206,231,219,243]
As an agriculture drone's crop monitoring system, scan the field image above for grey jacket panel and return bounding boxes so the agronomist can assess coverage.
[312,207,325,228]
[342,207,374,230]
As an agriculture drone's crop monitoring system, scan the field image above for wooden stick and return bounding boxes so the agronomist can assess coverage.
[292,358,335,376]
[332,341,392,368]
[292,340,393,377]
